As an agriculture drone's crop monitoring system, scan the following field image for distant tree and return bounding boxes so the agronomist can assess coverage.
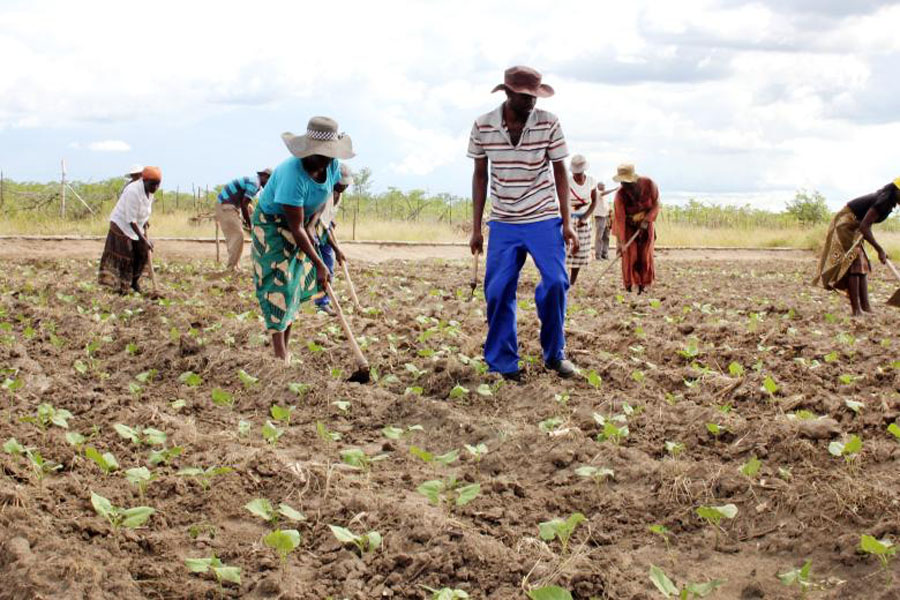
[785,189,830,225]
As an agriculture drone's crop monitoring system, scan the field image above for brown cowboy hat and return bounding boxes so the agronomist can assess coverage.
[491,65,555,98]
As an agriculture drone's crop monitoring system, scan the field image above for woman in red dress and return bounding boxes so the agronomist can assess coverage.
[612,163,660,294]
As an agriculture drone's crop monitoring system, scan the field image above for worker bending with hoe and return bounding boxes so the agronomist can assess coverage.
[813,177,900,316]
[216,168,272,272]
[99,167,161,294]
[313,164,354,316]
[612,163,660,294]
[468,66,579,381]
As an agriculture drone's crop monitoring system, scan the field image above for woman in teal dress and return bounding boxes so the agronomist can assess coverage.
[251,116,354,362]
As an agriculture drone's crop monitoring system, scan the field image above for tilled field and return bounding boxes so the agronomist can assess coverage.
[0,254,898,599]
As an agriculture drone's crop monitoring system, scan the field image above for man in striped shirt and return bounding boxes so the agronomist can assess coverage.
[216,169,271,271]
[468,66,579,381]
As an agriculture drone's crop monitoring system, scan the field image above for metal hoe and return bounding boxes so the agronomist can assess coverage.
[325,281,371,383]
[596,228,642,280]
[469,252,480,300]
[885,259,900,308]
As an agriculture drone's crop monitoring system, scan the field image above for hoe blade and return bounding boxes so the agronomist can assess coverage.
[887,288,900,308]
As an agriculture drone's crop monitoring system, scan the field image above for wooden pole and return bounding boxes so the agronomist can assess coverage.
[60,159,66,218]
[353,194,358,241]
[175,186,179,212]
[215,221,220,263]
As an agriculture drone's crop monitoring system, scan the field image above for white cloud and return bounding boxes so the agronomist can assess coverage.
[87,140,130,152]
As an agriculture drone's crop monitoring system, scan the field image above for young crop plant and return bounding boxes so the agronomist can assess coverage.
[828,434,862,464]
[526,586,574,600]
[244,498,305,524]
[178,371,203,387]
[575,465,614,487]
[90,491,155,533]
[594,413,629,444]
[696,504,738,549]
[777,559,812,597]
[263,529,301,566]
[148,445,183,466]
[665,440,685,458]
[859,535,896,582]
[449,384,469,400]
[538,513,586,554]
[113,424,167,446]
[584,369,602,390]
[417,478,480,509]
[262,421,284,446]
[237,369,258,390]
[422,587,469,600]
[125,467,156,499]
[210,388,234,408]
[464,443,488,462]
[184,556,241,587]
[740,456,762,478]
[177,466,233,491]
[21,403,73,431]
[316,421,341,443]
[340,448,389,471]
[706,423,726,439]
[889,423,900,441]
[328,524,382,555]
[649,565,726,599]
[382,424,425,440]
[85,446,119,475]
[728,361,745,377]
[270,404,295,425]
[649,524,672,552]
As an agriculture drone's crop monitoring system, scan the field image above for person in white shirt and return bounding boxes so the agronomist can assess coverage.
[593,181,617,260]
[99,166,160,294]
[566,154,598,285]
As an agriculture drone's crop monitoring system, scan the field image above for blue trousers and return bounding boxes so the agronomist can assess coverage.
[314,237,335,307]
[484,218,569,374]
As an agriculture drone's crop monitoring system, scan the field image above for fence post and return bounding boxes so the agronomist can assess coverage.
[60,159,66,218]
[0,170,4,209]
[175,186,179,211]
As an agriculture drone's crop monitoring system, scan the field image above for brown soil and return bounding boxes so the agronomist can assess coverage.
[1,253,898,599]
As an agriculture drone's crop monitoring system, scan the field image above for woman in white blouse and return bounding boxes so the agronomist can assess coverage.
[98,166,160,294]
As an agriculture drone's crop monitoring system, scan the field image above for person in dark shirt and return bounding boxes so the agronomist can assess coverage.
[813,178,900,316]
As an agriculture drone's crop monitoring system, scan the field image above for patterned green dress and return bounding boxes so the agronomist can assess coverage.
[250,209,321,331]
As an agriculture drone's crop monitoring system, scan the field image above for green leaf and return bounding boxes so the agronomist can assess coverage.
[143,428,167,446]
[382,425,404,439]
[170,399,186,410]
[114,423,140,444]
[585,369,602,389]
[449,384,469,399]
[844,399,864,413]
[697,504,738,524]
[90,491,115,519]
[404,386,424,396]
[828,441,845,457]
[73,360,88,375]
[888,422,900,440]
[860,534,895,556]
[527,586,573,600]
[125,467,153,486]
[85,446,118,473]
[270,404,293,423]
[315,421,340,442]
[409,445,433,463]
[706,423,723,435]
[65,432,86,447]
[762,375,778,395]
[237,369,258,389]
[455,483,480,506]
[277,503,305,522]
[435,449,459,466]
[824,350,839,363]
[121,506,155,528]
[212,565,241,584]
[184,557,214,573]
[417,479,445,505]
[328,524,359,544]
[728,361,744,377]
[649,565,679,597]
[263,529,301,558]
[685,579,726,597]
[287,382,311,397]
[3,437,25,455]
[475,383,493,397]
[245,498,276,522]
[262,421,283,445]
[178,371,203,387]
[844,434,862,455]
[740,456,762,477]
[332,400,350,412]
[211,388,234,407]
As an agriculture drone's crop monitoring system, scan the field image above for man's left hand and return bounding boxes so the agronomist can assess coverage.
[335,248,346,265]
[563,224,579,254]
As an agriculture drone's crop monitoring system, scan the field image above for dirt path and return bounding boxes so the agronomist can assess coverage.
[0,237,813,263]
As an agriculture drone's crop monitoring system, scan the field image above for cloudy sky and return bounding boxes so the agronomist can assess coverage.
[1,0,898,210]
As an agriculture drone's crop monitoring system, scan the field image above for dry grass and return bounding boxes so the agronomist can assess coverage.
[4,210,900,255]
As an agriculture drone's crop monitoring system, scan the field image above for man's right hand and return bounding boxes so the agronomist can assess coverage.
[470,230,484,255]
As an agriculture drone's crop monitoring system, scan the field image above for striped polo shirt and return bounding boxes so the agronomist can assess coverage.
[217,176,259,207]
[467,105,568,224]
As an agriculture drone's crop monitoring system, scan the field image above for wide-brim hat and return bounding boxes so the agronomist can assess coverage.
[282,116,355,160]
[127,164,143,176]
[491,65,554,98]
[612,163,639,183]
[894,176,900,190]
[570,154,589,174]
[257,168,272,177]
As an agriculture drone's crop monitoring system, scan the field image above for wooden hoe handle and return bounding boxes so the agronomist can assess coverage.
[325,282,368,370]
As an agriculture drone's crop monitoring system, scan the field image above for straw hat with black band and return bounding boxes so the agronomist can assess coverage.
[281,116,355,160]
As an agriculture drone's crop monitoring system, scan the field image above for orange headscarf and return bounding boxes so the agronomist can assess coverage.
[141,166,162,181]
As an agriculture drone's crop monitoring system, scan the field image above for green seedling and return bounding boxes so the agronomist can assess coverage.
[584,369,602,390]
[422,587,469,600]
[575,465,614,486]
[828,434,862,463]
[134,369,157,384]
[539,417,566,434]
[316,421,341,443]
[728,361,745,377]
[594,414,629,444]
[740,456,761,477]
[696,504,738,528]
[90,491,154,533]
[263,529,301,565]
[21,403,73,431]
[554,391,570,406]
[340,448,388,471]
[178,371,203,387]
[706,423,725,438]
[113,424,166,446]
[762,375,779,397]
[665,441,685,457]
[237,369,258,390]
[287,382,311,398]
[649,564,725,599]
[237,420,251,437]
[538,513,586,554]
[125,466,156,498]
[417,478,480,508]
[475,383,493,397]
[888,423,900,441]
[65,431,87,449]
[244,498,305,524]
[177,466,233,490]
[170,399,187,410]
[464,443,488,462]
[405,386,424,396]
[527,586,573,600]
[410,445,434,463]
[328,524,382,555]
[3,437,26,455]
[777,559,812,596]
[449,384,469,399]
[270,404,294,425]
[649,524,672,551]
[844,399,863,414]
[677,338,700,359]
[126,342,139,355]
[382,424,425,440]
[332,400,351,412]
[148,445,183,466]
[24,449,61,482]
[262,421,284,445]
[184,556,241,586]
[85,445,119,474]
[859,534,896,581]
[211,388,234,407]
